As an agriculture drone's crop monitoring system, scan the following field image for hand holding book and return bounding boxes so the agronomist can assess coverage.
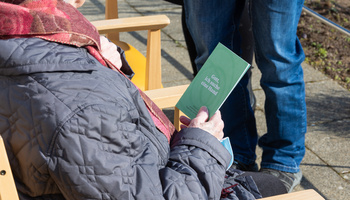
[179,106,224,140]
[179,105,233,170]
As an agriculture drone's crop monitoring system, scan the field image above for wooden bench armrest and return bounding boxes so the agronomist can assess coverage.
[260,189,324,200]
[144,84,189,109]
[91,15,170,34]
[91,15,170,90]
[145,85,189,131]
[0,136,19,200]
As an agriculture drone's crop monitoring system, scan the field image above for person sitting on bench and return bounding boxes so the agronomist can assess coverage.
[0,0,286,199]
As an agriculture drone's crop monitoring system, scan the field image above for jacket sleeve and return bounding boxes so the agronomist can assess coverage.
[47,104,231,200]
[161,127,232,200]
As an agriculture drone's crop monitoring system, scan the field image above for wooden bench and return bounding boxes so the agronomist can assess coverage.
[260,189,324,200]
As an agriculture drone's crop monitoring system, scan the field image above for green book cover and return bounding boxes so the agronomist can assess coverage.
[176,43,251,119]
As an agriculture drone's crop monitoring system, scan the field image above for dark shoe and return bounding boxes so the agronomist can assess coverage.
[231,160,259,172]
[260,168,302,193]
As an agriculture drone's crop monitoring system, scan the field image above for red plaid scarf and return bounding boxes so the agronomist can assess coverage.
[0,0,175,142]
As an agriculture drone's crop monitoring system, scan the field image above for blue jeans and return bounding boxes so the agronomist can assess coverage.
[183,0,307,173]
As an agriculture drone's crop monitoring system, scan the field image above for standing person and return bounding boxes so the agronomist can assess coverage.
[183,0,307,193]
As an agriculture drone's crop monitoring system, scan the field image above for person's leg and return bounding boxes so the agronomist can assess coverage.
[239,0,256,111]
[181,6,198,76]
[183,0,259,168]
[251,0,306,173]
[220,74,258,168]
[183,0,244,70]
[250,0,307,190]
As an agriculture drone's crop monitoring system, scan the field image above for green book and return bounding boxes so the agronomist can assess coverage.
[176,43,251,119]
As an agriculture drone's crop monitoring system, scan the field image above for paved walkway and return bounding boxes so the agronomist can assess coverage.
[80,0,350,199]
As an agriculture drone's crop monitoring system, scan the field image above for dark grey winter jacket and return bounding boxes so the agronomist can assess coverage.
[0,38,232,199]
